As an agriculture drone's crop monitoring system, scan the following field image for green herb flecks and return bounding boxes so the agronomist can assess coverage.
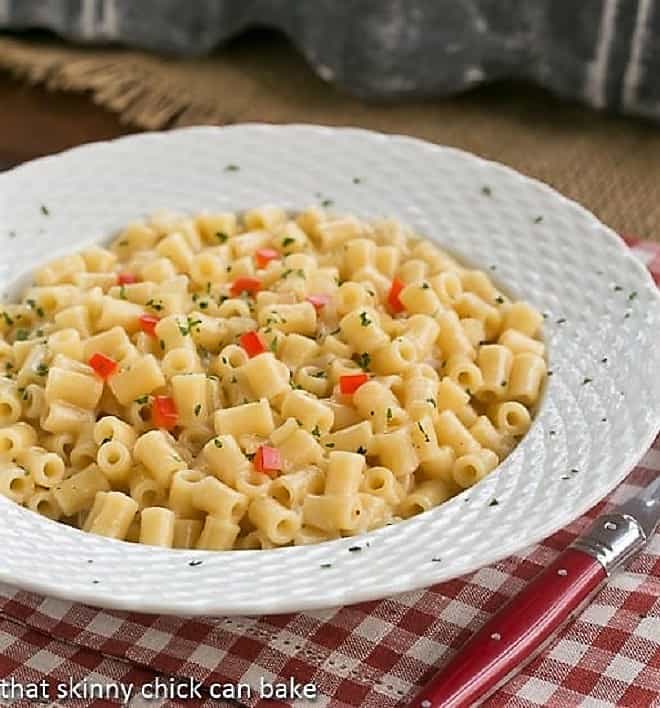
[356,352,371,371]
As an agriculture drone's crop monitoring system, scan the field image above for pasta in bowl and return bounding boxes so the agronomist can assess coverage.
[0,205,546,551]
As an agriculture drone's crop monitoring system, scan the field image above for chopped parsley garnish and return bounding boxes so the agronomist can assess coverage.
[325,442,335,448]
[40,205,50,215]
[216,231,229,243]
[194,404,202,416]
[321,199,334,207]
[359,312,371,327]
[481,186,492,196]
[135,395,149,405]
[356,352,371,371]
[582,377,592,385]
[100,437,112,445]
[224,164,240,172]
[426,398,437,408]
[488,498,499,507]
[613,285,623,292]
[2,312,14,326]
[15,329,29,341]
[386,407,393,421]
[348,545,362,552]
[310,370,326,378]
[36,363,49,376]
[495,296,505,305]
[352,177,362,184]
[145,299,164,311]
[417,421,430,443]
[282,237,295,247]
[628,291,638,301]
[214,438,223,448]
[119,284,127,300]
[311,425,321,438]
[421,282,430,290]
[178,316,202,337]
[188,560,203,567]
[199,301,208,309]
[282,268,305,279]
[356,445,367,455]
[431,557,442,563]
[320,563,333,569]
[159,339,165,351]
[556,318,566,325]
[534,215,543,223]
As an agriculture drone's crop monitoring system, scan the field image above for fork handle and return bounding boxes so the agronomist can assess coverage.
[408,548,606,708]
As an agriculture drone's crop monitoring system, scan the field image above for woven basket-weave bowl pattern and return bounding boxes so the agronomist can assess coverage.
[1,126,658,616]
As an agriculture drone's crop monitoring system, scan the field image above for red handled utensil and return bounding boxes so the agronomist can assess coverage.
[409,475,660,708]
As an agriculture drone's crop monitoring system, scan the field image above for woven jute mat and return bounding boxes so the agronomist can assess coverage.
[1,33,659,240]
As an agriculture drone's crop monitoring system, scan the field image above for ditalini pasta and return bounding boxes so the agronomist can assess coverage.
[0,207,546,549]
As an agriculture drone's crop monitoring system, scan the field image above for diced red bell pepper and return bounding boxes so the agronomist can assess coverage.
[255,248,280,269]
[240,331,266,357]
[255,445,282,476]
[387,277,406,313]
[339,372,369,395]
[152,395,178,430]
[88,352,118,380]
[306,294,331,310]
[139,313,160,337]
[117,272,138,285]
[230,276,261,297]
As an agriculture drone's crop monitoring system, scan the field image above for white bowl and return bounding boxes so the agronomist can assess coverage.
[1,125,658,616]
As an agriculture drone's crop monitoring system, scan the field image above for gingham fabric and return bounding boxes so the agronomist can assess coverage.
[0,243,658,708]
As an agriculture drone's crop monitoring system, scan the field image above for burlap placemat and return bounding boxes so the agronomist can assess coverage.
[1,33,658,240]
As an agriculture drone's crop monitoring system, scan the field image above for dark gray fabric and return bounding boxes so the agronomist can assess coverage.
[1,0,659,122]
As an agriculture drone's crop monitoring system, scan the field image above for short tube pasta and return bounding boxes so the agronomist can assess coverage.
[139,507,176,547]
[0,207,545,550]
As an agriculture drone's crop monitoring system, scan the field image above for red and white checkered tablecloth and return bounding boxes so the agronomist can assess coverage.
[0,241,658,708]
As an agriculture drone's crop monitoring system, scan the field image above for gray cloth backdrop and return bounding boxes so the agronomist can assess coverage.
[1,0,659,123]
